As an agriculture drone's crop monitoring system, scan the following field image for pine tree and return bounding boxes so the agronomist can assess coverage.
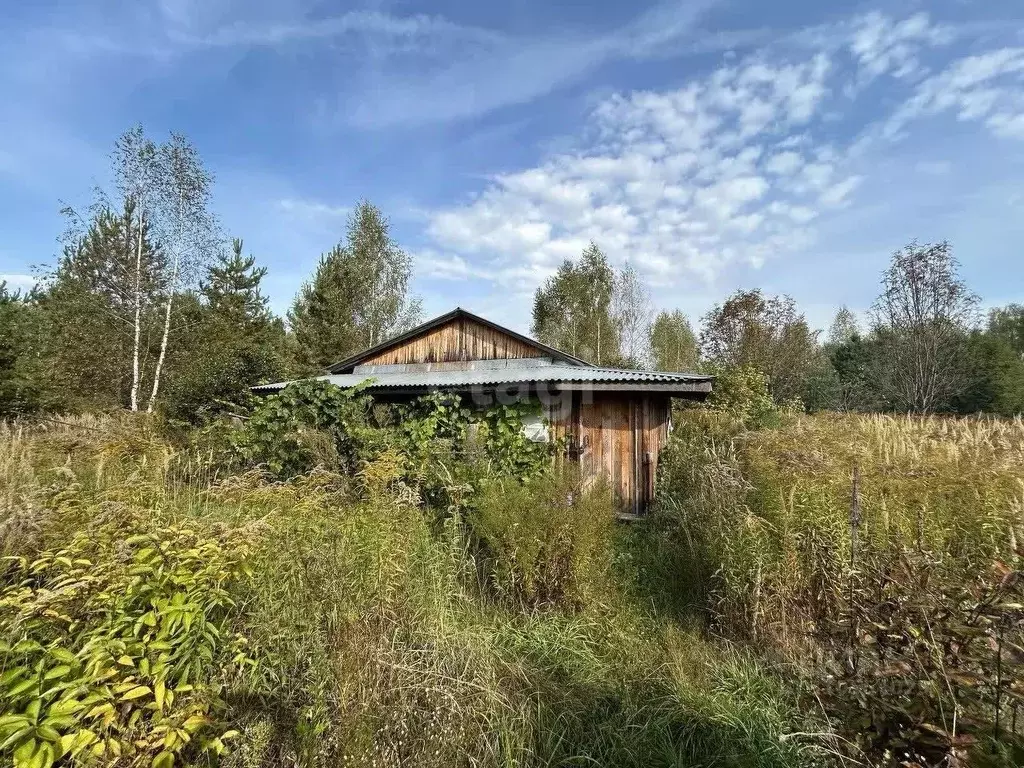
[0,283,51,417]
[202,239,274,328]
[289,201,421,370]
[41,201,165,410]
[162,239,285,422]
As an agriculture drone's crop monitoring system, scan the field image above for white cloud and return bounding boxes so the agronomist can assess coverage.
[418,10,1024,301]
[819,176,863,207]
[849,12,952,82]
[424,50,844,291]
[885,48,1024,139]
[0,274,37,293]
[765,150,803,176]
[277,198,349,222]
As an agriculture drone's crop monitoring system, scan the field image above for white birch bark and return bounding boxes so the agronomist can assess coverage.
[129,204,145,412]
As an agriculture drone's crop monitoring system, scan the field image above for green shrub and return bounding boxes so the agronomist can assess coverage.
[700,363,801,429]
[468,468,617,608]
[0,412,835,768]
[0,517,252,768]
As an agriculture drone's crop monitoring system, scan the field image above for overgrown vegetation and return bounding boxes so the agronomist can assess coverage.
[0,403,827,768]
[651,410,1024,765]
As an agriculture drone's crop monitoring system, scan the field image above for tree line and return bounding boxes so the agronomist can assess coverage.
[0,126,423,423]
[1,125,1022,421]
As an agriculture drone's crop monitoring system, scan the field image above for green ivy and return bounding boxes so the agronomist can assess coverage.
[231,379,382,477]
[233,383,557,503]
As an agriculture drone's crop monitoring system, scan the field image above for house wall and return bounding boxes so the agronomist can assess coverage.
[362,317,544,366]
[550,392,671,515]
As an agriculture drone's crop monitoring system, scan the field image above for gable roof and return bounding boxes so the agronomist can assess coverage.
[326,307,593,373]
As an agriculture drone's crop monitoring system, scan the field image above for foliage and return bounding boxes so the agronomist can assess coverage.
[701,363,797,429]
[827,331,880,411]
[989,304,1024,358]
[612,263,654,367]
[161,239,286,424]
[649,309,699,372]
[652,411,1024,765]
[532,242,620,365]
[468,468,617,608]
[0,516,252,768]
[42,200,165,412]
[700,289,821,404]
[0,417,826,768]
[816,546,1024,766]
[953,331,1024,416]
[231,379,380,477]
[288,201,422,371]
[871,240,980,413]
[0,284,52,418]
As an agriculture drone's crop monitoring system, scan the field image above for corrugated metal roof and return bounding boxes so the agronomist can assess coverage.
[251,365,712,393]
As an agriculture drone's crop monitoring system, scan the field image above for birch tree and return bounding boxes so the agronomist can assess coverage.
[146,132,217,413]
[288,201,421,369]
[111,126,161,411]
[532,242,619,365]
[45,202,163,409]
[649,310,698,371]
[346,201,422,348]
[612,262,653,367]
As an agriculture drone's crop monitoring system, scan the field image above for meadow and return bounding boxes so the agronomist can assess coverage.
[1,403,1023,767]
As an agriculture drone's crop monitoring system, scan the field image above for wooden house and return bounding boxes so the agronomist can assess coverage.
[254,308,712,514]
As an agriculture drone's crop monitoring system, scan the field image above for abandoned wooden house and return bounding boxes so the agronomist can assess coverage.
[253,308,712,514]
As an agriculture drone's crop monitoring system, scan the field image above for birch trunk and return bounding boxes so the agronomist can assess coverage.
[147,255,178,413]
[148,186,184,414]
[129,205,145,412]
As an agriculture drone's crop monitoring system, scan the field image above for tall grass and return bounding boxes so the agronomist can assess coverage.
[0,416,824,768]
[653,410,1024,764]
[655,411,1024,642]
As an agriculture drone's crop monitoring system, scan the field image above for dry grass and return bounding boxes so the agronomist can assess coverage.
[656,412,1024,644]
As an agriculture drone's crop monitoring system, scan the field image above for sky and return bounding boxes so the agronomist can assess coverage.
[2,0,1024,336]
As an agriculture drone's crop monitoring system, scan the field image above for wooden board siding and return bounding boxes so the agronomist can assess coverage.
[548,392,671,514]
[361,316,544,366]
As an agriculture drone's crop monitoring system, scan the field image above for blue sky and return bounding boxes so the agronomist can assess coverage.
[2,0,1024,335]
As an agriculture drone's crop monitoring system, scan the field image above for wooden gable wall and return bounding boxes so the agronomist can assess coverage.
[361,316,546,365]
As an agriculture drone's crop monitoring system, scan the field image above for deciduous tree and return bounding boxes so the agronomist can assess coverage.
[147,132,218,413]
[649,310,698,372]
[43,201,165,410]
[162,239,286,422]
[532,242,619,365]
[612,263,653,367]
[289,201,421,370]
[870,241,979,413]
[700,289,820,403]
